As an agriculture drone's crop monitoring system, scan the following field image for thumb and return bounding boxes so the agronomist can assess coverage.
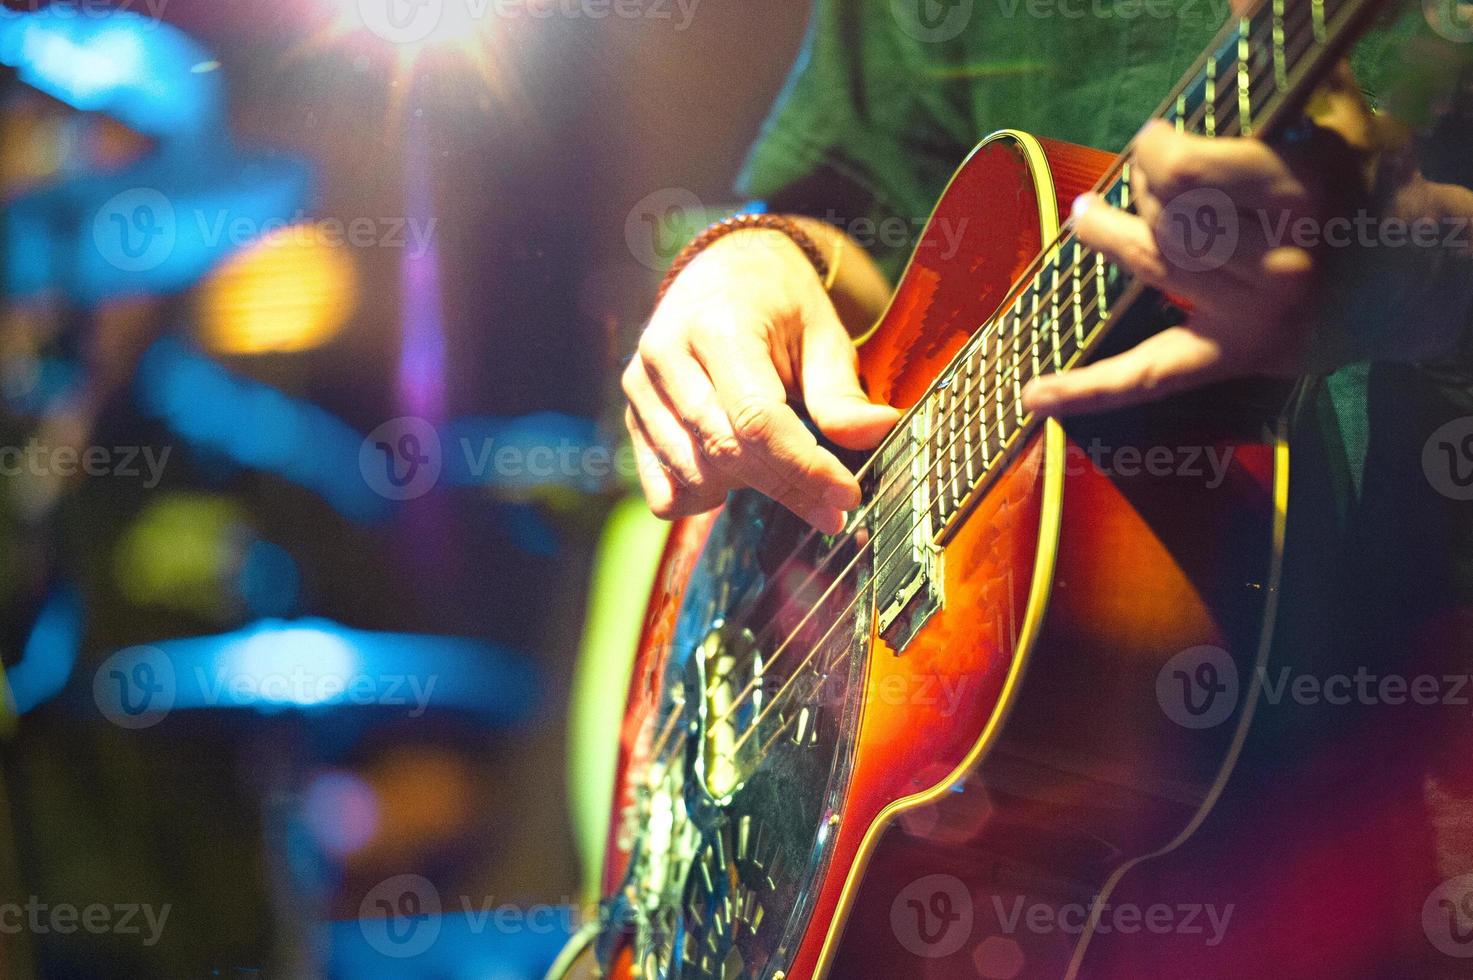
[799,303,900,450]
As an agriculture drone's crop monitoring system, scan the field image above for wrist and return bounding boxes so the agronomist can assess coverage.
[655,213,831,308]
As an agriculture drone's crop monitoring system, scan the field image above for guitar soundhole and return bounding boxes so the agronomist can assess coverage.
[598,489,874,979]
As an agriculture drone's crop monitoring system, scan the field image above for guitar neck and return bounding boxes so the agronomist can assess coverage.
[921,0,1389,532]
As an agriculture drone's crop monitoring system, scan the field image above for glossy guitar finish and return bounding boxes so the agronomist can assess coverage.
[560,129,1287,980]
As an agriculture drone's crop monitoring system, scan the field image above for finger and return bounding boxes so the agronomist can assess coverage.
[1021,326,1225,417]
[635,331,748,477]
[624,408,680,517]
[691,325,856,531]
[625,405,729,518]
[640,328,851,528]
[1133,162,1161,230]
[1133,120,1306,208]
[798,303,900,451]
[1073,194,1171,286]
[622,358,730,515]
[1076,192,1279,302]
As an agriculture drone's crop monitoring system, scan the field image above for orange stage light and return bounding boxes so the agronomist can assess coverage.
[196,223,360,356]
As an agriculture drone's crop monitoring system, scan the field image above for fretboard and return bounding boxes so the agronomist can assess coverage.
[916,0,1386,532]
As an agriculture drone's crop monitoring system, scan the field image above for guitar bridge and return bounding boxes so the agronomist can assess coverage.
[870,406,942,652]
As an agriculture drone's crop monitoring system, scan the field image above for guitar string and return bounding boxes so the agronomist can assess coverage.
[653,13,1317,763]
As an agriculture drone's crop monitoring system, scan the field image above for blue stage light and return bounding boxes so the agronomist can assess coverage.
[7,586,83,714]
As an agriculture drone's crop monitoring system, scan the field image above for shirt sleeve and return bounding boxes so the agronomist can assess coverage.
[734,0,977,278]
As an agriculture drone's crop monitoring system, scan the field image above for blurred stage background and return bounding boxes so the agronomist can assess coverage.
[0,0,807,975]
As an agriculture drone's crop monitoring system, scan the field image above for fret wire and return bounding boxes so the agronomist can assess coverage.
[1237,19,1254,136]
[1030,278,1042,380]
[965,349,980,477]
[1072,243,1085,346]
[1050,259,1063,371]
[954,377,966,506]
[1011,305,1024,428]
[1205,50,1217,136]
[994,313,1007,444]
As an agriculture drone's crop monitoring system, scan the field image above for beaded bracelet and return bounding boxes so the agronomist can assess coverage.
[654,213,832,307]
